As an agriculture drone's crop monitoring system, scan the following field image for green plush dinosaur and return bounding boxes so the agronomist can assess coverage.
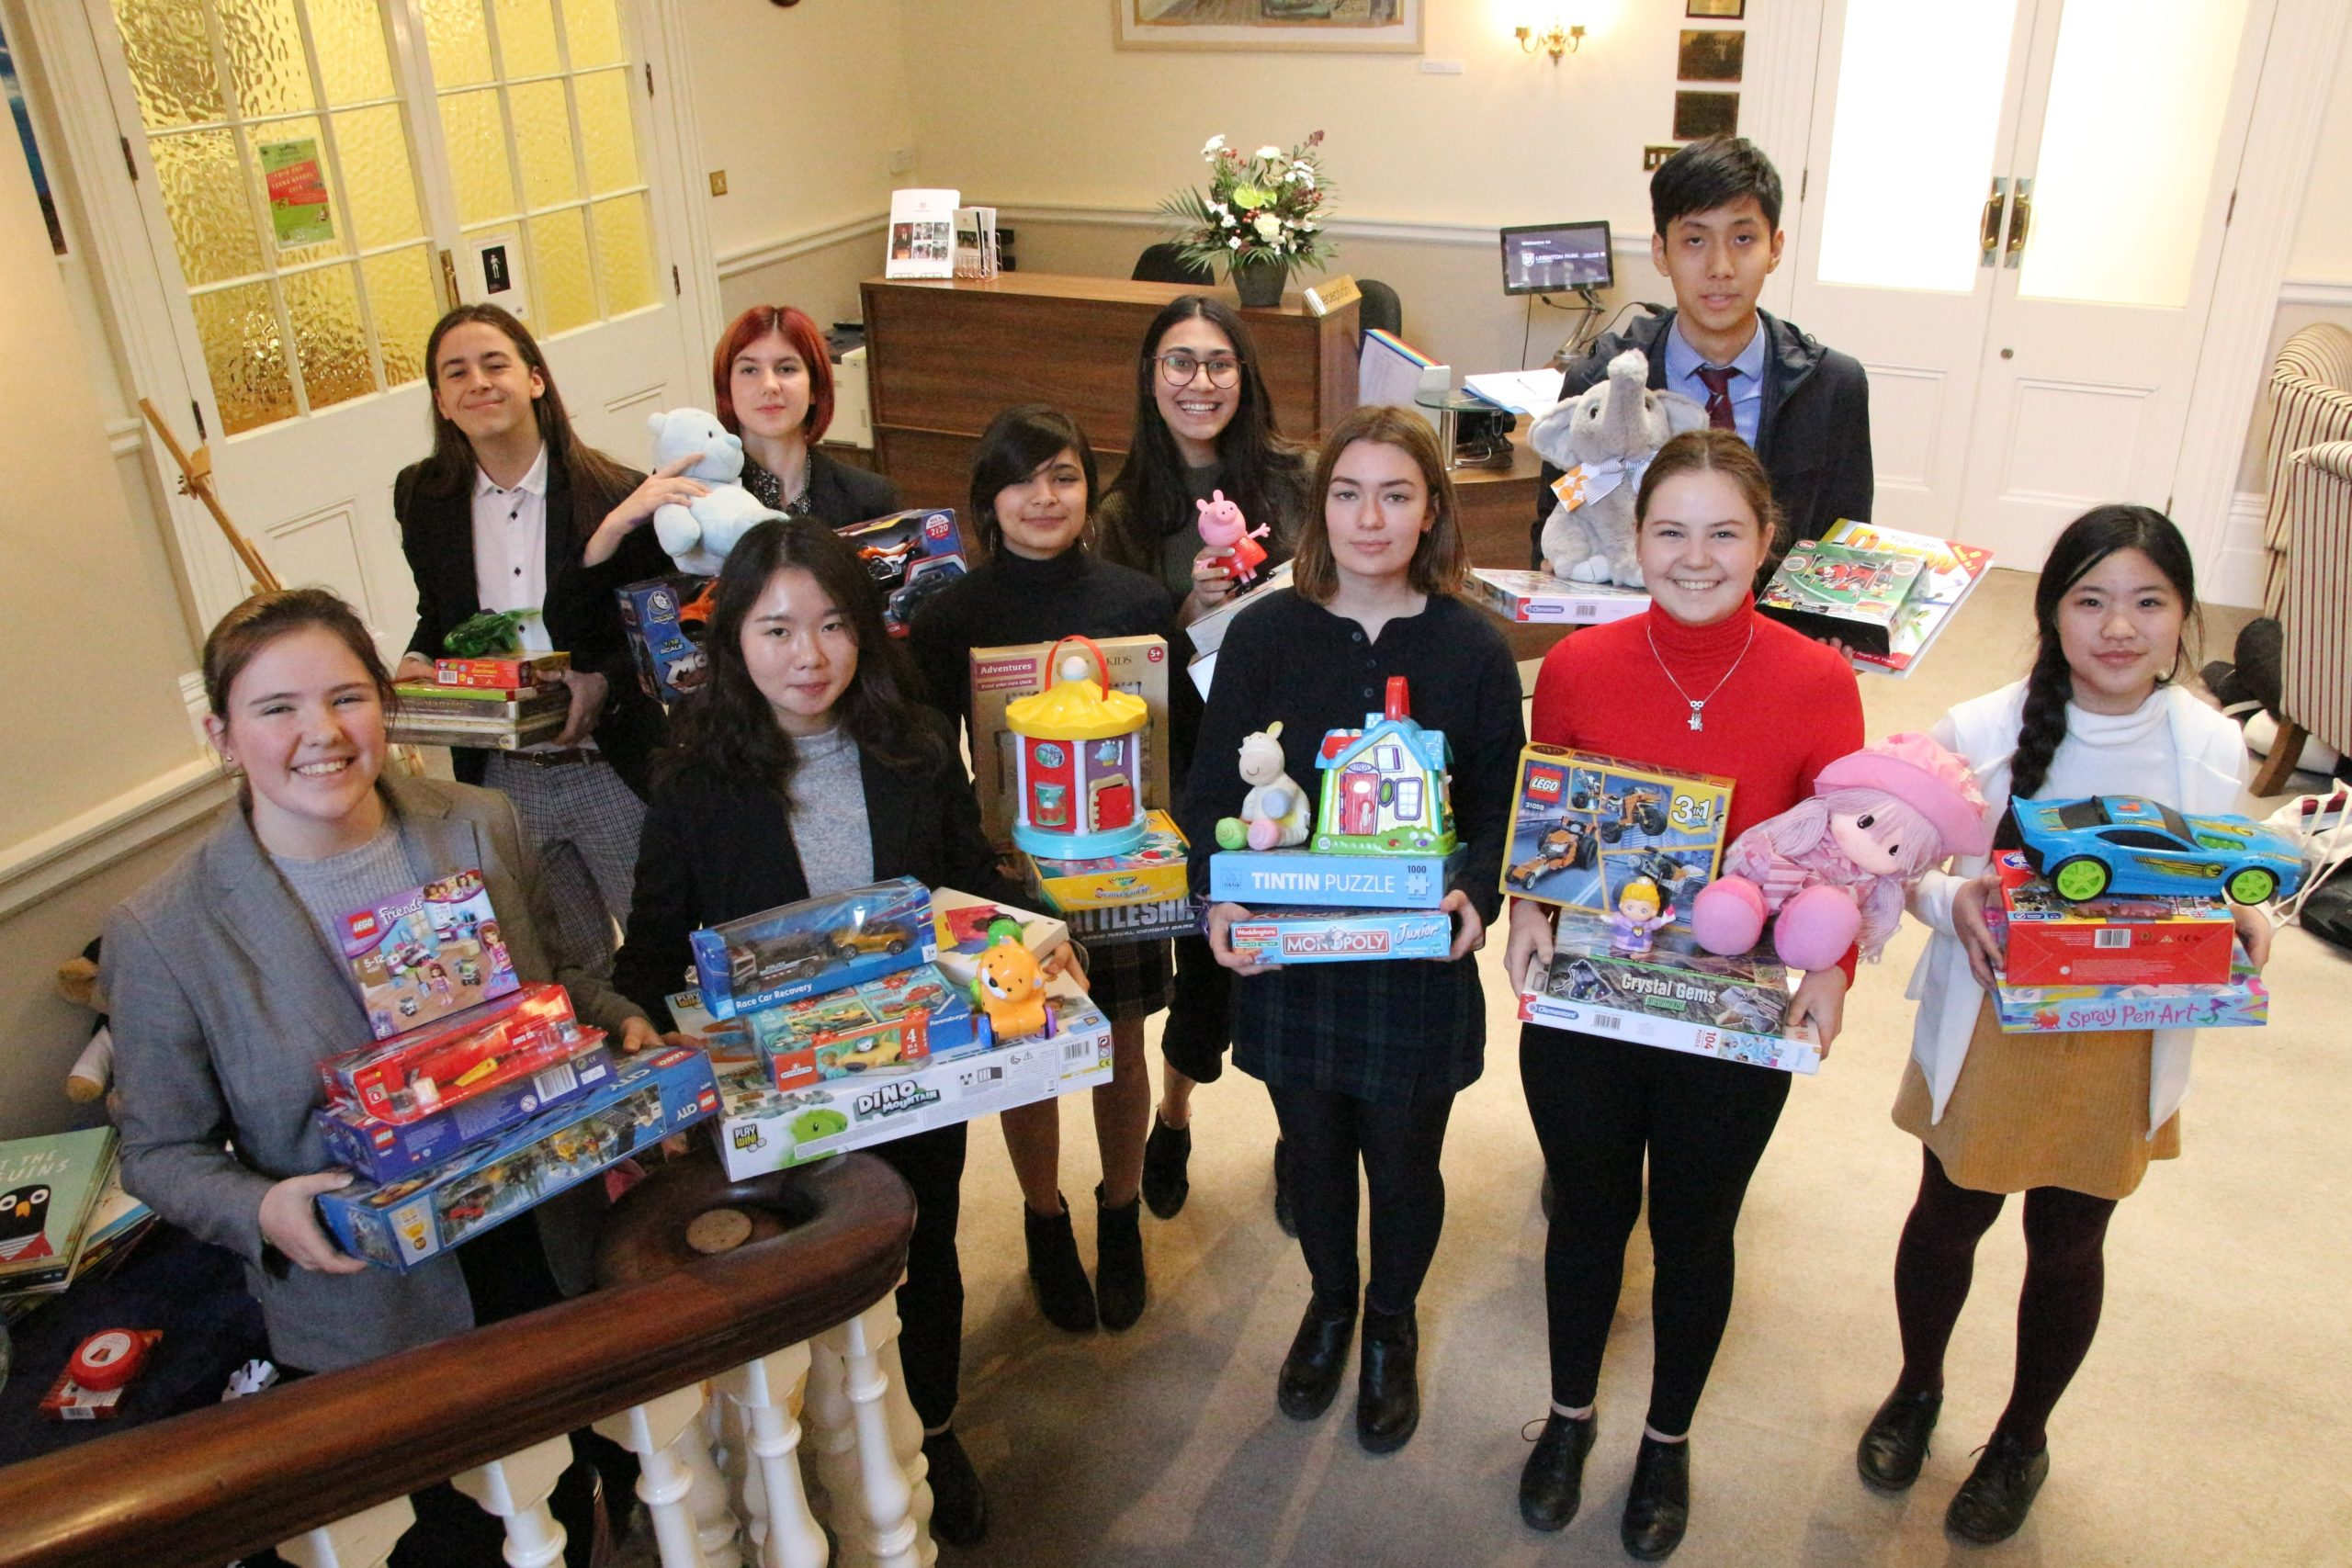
[442,608,541,657]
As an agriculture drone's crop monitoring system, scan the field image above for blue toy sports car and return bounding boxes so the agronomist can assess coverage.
[2007,795,2305,905]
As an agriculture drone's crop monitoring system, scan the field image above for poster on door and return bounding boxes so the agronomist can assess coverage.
[259,138,334,248]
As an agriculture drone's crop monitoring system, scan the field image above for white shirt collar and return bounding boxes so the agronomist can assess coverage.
[473,444,550,500]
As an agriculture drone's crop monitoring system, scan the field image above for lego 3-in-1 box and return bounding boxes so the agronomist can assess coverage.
[1499,746,1732,920]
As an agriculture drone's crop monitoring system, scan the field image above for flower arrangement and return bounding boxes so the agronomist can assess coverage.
[1159,131,1336,288]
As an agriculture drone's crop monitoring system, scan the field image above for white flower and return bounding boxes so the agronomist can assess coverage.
[1203,134,1227,155]
[1228,236,1243,250]
[1256,145,1282,160]
[1253,213,1283,242]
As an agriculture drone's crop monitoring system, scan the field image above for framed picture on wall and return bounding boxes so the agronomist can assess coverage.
[1686,0,1745,17]
[1679,29,1744,82]
[1673,91,1739,141]
[1113,0,1424,54]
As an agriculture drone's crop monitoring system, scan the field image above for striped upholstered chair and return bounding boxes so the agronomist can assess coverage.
[2253,324,2352,795]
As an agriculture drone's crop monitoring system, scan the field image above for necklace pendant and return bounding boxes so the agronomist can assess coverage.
[1688,704,1705,732]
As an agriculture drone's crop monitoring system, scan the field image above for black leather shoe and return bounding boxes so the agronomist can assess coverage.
[1140,1113,1192,1219]
[1023,1196,1096,1332]
[1519,1412,1599,1530]
[1355,1305,1419,1454]
[1093,1182,1148,1331]
[1856,1386,1942,1492]
[1945,1432,2049,1545]
[922,1427,989,1548]
[1277,1292,1357,1420]
[1621,1436,1691,1561]
[1273,1137,1298,1238]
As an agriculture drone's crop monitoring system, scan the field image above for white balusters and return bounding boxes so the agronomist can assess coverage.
[801,1329,865,1561]
[718,1343,830,1568]
[276,1494,415,1568]
[450,1432,573,1568]
[680,1388,747,1568]
[826,1303,922,1568]
[594,1383,717,1568]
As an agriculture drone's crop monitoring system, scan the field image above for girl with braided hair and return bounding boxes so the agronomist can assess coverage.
[1853,504,2274,1546]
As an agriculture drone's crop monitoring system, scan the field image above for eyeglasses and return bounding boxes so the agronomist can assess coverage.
[1151,352,1244,389]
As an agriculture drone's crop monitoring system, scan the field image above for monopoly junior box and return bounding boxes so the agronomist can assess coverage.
[748,962,987,1091]
[971,636,1171,848]
[1518,913,1818,1074]
[318,1047,719,1272]
[1501,746,1733,919]
[1993,942,2266,1034]
[1227,907,1452,965]
[1469,569,1651,627]
[616,573,711,708]
[338,868,521,1040]
[1209,846,1464,910]
[316,1043,618,1184]
[688,877,935,1020]
[675,986,1113,1179]
[1987,850,2236,987]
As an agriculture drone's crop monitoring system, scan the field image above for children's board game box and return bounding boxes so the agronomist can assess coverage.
[1469,568,1650,626]
[1756,539,1925,655]
[971,636,1171,848]
[1209,846,1464,910]
[682,986,1114,1179]
[339,867,521,1039]
[434,652,570,691]
[749,962,987,1091]
[835,508,966,635]
[930,888,1070,988]
[1182,561,1294,658]
[1500,746,1733,919]
[1992,941,2265,1033]
[688,876,936,1020]
[1518,913,1819,1075]
[1820,521,1993,679]
[616,573,712,708]
[0,1127,117,1293]
[1022,810,1190,909]
[1987,850,2235,987]
[1227,907,1452,964]
[316,1043,618,1184]
[320,1047,719,1272]
[321,983,602,1124]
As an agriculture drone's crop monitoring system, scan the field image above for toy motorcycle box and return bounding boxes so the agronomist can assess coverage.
[1208,846,1464,910]
[688,877,936,1020]
[320,984,605,1125]
[1500,746,1733,919]
[1987,850,2236,987]
[748,961,987,1092]
[834,509,966,634]
[616,572,712,708]
[339,868,521,1040]
[1226,907,1453,965]
[1518,911,1818,1074]
[318,1047,719,1272]
[315,1043,618,1185]
[1992,941,2267,1033]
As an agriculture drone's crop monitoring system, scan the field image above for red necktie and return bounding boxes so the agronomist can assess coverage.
[1696,365,1738,432]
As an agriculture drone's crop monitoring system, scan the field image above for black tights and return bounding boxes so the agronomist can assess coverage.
[1893,1147,2118,1451]
[1267,1083,1455,1315]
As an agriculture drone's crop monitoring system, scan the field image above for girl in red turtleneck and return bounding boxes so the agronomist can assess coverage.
[1505,430,1863,1560]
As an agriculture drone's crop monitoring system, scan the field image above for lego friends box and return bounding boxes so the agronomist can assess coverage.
[1501,747,1733,922]
[339,869,521,1040]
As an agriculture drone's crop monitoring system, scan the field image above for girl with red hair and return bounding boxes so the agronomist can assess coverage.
[713,303,899,525]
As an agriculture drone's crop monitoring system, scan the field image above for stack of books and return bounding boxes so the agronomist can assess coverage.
[0,1128,156,1323]
[390,652,571,750]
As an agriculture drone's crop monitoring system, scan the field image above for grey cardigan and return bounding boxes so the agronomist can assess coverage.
[105,774,646,1373]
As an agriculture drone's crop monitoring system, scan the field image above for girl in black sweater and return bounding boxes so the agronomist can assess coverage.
[910,405,1176,1336]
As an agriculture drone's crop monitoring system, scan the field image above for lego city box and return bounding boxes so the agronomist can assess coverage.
[1500,746,1733,919]
[1517,912,1819,1075]
[748,962,988,1092]
[970,636,1171,849]
[338,867,521,1040]
[616,572,712,708]
[1226,907,1453,965]
[673,985,1114,1179]
[318,1046,720,1273]
[1987,850,2236,987]
[1468,568,1650,627]
[1992,941,2267,1034]
[315,1043,618,1185]
[687,876,936,1020]
[1208,846,1464,910]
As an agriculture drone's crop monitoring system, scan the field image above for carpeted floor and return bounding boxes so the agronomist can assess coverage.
[934,570,2352,1567]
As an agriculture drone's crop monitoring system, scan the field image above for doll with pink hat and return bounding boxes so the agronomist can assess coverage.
[1690,733,1991,972]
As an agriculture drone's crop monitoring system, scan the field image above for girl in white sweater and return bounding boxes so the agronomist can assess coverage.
[1852,505,2273,1545]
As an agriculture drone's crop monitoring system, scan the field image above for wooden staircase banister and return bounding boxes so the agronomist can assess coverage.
[0,1153,914,1568]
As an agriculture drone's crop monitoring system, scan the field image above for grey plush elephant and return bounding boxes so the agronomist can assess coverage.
[1528,349,1710,587]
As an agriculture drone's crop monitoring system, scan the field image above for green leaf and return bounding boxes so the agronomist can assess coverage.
[443,608,541,657]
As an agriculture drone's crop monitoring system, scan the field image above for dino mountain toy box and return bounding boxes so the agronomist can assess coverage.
[673,984,1114,1179]
[1226,907,1453,964]
[319,1047,719,1272]
[315,1042,618,1184]
[1501,746,1733,920]
[748,962,986,1091]
[1519,912,1818,1074]
[1756,539,1926,655]
[338,868,521,1040]
[1992,941,2267,1034]
[1986,850,2236,987]
[970,636,1171,849]
[689,877,936,1020]
[1468,568,1650,627]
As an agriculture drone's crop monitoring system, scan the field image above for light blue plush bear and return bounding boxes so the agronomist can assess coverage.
[646,407,787,576]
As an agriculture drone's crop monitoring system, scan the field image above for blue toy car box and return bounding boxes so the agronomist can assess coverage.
[689,877,936,1019]
[314,1043,619,1184]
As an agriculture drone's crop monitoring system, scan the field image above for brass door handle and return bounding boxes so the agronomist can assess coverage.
[1980,176,2008,267]
[2004,178,2033,268]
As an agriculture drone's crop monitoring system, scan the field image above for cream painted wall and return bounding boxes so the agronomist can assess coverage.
[719,225,888,340]
[2285,30,2352,285]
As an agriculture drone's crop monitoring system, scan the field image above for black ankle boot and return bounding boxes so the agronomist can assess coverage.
[1945,1431,2048,1544]
[1520,1411,1598,1530]
[1276,1292,1356,1420]
[1093,1182,1148,1331]
[1023,1195,1096,1332]
[1272,1137,1298,1237]
[1140,1113,1191,1219]
[1355,1304,1419,1454]
[1621,1436,1691,1561]
[921,1427,989,1547]
[1856,1386,1942,1492]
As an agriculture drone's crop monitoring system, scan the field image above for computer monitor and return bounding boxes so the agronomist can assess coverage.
[1499,220,1613,296]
